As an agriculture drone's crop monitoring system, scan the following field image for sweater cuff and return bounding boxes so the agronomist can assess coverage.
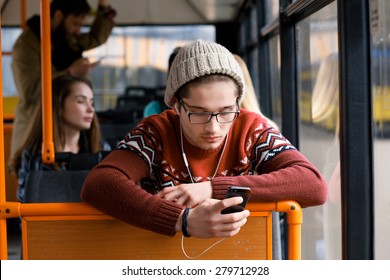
[211,177,235,199]
[151,202,184,236]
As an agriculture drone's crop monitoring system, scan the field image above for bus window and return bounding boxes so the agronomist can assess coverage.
[296,1,339,260]
[83,25,215,112]
[371,0,390,260]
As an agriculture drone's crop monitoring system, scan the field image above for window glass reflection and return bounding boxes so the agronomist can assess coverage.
[269,36,281,128]
[264,0,279,24]
[296,2,339,259]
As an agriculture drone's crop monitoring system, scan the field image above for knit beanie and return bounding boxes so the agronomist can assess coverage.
[164,40,245,108]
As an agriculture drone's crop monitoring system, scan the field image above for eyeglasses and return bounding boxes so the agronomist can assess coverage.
[178,98,240,124]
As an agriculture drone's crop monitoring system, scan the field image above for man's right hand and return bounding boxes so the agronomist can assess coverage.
[67,58,91,77]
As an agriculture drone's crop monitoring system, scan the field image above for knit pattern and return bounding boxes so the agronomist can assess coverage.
[82,109,328,236]
[117,110,295,191]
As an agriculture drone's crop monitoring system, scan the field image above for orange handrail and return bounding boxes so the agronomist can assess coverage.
[0,201,302,260]
[249,200,302,259]
[40,0,55,164]
[0,7,9,260]
[0,0,56,260]
[20,0,27,30]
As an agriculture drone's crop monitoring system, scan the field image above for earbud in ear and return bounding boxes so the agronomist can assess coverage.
[175,104,180,114]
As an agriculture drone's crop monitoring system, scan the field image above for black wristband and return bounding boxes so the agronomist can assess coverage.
[182,208,191,237]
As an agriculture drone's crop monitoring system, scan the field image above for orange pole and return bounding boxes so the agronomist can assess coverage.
[40,0,54,164]
[20,0,27,30]
[288,223,302,260]
[276,201,302,260]
[249,200,302,259]
[0,11,9,260]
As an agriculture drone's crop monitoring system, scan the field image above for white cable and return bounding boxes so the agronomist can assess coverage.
[178,117,230,258]
[179,119,228,183]
[181,234,227,259]
[180,120,194,183]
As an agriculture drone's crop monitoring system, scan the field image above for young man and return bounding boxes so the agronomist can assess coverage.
[81,40,328,239]
[10,0,116,160]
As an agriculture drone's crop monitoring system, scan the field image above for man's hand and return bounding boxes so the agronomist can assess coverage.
[157,181,212,207]
[67,58,91,77]
[98,0,109,8]
[176,197,250,238]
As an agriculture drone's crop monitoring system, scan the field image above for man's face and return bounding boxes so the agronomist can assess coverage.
[62,14,88,36]
[177,80,239,150]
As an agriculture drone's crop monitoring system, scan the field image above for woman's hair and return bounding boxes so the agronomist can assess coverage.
[168,46,182,73]
[8,75,103,174]
[234,54,279,129]
[311,53,339,134]
[234,55,262,114]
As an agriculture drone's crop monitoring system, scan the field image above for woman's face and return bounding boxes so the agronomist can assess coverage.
[62,82,95,132]
[176,79,239,150]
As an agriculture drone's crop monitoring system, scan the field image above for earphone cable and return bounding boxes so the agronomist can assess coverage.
[181,234,227,259]
[178,117,230,258]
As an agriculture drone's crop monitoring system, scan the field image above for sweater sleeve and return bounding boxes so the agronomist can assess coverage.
[81,149,184,236]
[212,150,328,208]
[77,10,115,51]
[211,117,328,208]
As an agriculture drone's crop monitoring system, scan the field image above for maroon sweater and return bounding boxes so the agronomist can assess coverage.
[81,109,327,236]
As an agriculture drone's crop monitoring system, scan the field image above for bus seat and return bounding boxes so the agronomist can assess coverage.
[117,86,166,119]
[143,100,162,117]
[14,201,301,260]
[23,152,110,203]
[97,110,140,149]
[24,170,89,202]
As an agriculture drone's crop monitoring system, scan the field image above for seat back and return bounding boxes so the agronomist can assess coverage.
[24,170,89,202]
[24,152,110,203]
[21,208,272,260]
[16,201,301,260]
[143,100,162,117]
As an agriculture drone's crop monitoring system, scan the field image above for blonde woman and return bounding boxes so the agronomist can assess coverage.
[234,54,279,129]
[311,53,339,135]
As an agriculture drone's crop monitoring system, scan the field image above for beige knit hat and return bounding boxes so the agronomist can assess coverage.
[164,40,245,108]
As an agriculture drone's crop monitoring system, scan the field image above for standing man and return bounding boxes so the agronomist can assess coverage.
[10,0,116,159]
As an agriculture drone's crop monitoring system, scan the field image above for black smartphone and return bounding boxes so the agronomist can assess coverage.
[221,186,251,214]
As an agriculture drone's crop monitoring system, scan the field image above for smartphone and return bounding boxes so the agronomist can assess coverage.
[221,186,251,214]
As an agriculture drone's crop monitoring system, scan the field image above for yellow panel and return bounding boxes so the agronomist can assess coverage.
[3,96,18,116]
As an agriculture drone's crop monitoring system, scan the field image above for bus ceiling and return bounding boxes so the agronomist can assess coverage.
[0,0,245,26]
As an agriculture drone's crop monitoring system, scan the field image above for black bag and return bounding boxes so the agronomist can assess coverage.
[24,152,110,203]
[24,170,89,202]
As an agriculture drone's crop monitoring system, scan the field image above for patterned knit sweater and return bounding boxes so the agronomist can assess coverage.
[81,109,327,236]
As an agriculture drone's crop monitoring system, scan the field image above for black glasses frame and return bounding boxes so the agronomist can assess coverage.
[178,98,240,124]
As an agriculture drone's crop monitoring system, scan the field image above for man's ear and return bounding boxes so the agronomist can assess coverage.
[52,10,64,30]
